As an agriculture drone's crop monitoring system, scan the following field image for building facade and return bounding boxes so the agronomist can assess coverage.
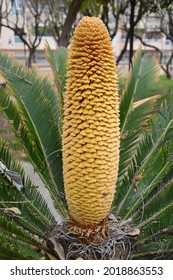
[0,1,172,75]
[0,0,56,71]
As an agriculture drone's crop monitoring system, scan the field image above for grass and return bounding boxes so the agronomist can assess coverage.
[158,75,173,94]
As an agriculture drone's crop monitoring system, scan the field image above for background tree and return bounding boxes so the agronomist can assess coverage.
[115,0,160,66]
[82,0,158,67]
[47,0,85,47]
[82,0,128,39]
[134,0,173,79]
[1,0,172,70]
[157,0,173,79]
[47,0,129,49]
[81,0,130,64]
[0,0,48,67]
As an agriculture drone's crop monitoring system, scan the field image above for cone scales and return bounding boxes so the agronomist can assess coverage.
[63,17,120,226]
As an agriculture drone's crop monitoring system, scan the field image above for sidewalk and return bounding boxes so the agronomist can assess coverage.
[21,161,62,223]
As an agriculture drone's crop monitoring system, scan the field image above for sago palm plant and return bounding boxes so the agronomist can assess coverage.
[0,17,173,260]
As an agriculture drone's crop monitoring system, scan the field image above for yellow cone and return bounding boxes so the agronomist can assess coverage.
[62,17,120,226]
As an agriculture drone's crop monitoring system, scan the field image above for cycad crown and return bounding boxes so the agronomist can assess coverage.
[62,17,120,226]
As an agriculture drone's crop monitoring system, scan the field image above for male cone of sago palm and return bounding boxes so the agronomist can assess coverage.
[62,17,120,226]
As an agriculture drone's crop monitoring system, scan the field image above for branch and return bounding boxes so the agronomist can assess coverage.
[165,51,173,76]
[116,0,145,66]
[134,33,173,77]
[116,32,130,65]
[59,0,85,47]
[0,21,30,48]
[109,0,124,39]
[134,33,163,60]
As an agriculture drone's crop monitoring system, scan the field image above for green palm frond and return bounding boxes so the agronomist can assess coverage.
[118,49,160,187]
[46,44,68,120]
[116,95,173,216]
[0,232,44,260]
[120,48,160,135]
[0,140,60,259]
[136,180,173,231]
[116,93,173,259]
[118,98,157,183]
[133,199,173,259]
[0,52,67,216]
[0,139,56,236]
[132,237,173,259]
[0,212,45,249]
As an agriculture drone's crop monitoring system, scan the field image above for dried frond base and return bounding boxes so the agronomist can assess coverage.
[47,214,139,260]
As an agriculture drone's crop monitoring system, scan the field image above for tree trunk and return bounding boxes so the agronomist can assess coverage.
[129,0,136,67]
[27,48,35,68]
[166,72,172,79]
[58,0,84,47]
[166,67,173,80]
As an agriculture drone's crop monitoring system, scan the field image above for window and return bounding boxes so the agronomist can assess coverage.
[165,39,171,45]
[14,28,26,44]
[11,0,23,16]
[34,25,53,37]
[14,36,23,44]
[146,31,162,40]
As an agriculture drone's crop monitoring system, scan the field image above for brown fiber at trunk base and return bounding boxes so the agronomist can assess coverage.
[62,17,120,226]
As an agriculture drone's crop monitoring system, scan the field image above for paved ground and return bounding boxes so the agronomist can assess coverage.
[21,161,62,222]
[0,113,62,222]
